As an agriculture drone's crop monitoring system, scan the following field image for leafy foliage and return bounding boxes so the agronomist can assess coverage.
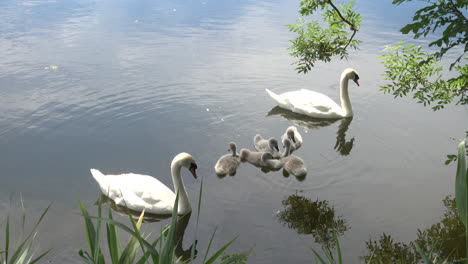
[380,0,468,110]
[380,42,468,110]
[287,0,361,73]
[394,0,468,69]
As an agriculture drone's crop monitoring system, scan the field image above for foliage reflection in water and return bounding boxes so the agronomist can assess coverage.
[276,193,349,249]
[362,196,466,264]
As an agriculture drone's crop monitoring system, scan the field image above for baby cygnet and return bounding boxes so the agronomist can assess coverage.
[240,149,283,170]
[214,142,241,176]
[253,135,281,159]
[281,138,307,177]
[281,126,303,153]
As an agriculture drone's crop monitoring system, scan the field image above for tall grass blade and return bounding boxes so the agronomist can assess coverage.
[309,247,327,264]
[5,216,9,264]
[8,203,51,264]
[413,242,434,264]
[204,236,238,264]
[334,231,342,264]
[78,201,98,257]
[106,207,119,264]
[455,140,467,226]
[29,249,51,264]
[160,192,179,264]
[84,215,161,259]
[119,209,145,264]
[93,201,103,263]
[14,244,30,264]
[191,178,204,263]
[202,228,217,264]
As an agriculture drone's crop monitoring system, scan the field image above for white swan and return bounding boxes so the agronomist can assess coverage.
[265,68,359,118]
[90,152,197,215]
[214,142,241,176]
[280,126,302,153]
[253,135,281,158]
[281,138,307,177]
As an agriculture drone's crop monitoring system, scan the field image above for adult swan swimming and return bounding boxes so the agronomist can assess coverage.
[265,68,359,118]
[91,152,197,215]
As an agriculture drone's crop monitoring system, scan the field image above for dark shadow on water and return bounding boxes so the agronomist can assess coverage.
[267,106,355,156]
[276,193,349,249]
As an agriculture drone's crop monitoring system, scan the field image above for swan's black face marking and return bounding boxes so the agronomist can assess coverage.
[189,162,198,179]
[274,144,279,152]
[353,73,360,86]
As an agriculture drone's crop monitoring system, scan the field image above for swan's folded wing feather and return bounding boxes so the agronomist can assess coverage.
[100,173,176,213]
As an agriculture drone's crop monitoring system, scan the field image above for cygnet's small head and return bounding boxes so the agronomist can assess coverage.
[268,138,280,152]
[343,68,360,87]
[261,152,275,161]
[228,142,237,153]
[173,152,198,179]
[286,128,296,144]
[239,149,249,161]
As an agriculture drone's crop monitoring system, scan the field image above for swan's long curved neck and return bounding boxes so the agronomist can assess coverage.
[171,160,191,213]
[339,76,353,117]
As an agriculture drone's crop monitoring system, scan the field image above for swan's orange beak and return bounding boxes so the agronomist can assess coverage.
[353,79,359,86]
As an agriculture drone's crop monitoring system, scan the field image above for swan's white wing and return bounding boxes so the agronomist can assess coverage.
[97,173,176,214]
[277,90,343,118]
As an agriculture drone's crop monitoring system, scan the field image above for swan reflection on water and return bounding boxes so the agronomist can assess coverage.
[96,195,198,262]
[267,106,355,156]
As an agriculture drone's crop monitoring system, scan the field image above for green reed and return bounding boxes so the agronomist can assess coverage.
[78,179,251,264]
[0,202,51,264]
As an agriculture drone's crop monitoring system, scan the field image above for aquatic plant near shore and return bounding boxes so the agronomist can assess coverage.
[0,202,51,264]
[78,181,252,264]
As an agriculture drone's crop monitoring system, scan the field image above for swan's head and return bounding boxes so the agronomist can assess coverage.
[228,142,237,154]
[261,152,275,161]
[268,138,280,152]
[286,127,297,144]
[173,152,198,179]
[343,68,360,86]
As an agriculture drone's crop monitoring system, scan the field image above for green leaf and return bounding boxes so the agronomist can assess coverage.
[204,236,238,264]
[106,208,119,264]
[413,242,434,264]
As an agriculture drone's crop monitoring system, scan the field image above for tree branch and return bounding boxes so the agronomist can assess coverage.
[327,0,358,51]
[448,0,468,23]
[327,0,356,30]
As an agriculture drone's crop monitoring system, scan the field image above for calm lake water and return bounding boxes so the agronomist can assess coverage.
[1,0,467,263]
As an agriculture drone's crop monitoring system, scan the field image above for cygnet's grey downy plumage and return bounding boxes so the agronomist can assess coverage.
[239,149,283,169]
[214,142,241,176]
[253,135,281,158]
[281,138,307,177]
[281,126,303,153]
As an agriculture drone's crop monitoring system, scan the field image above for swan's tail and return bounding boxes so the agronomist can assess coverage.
[90,168,105,182]
[265,89,287,107]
